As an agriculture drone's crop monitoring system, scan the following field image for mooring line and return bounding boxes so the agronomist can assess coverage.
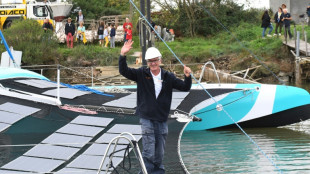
[196,1,284,85]
[128,0,282,173]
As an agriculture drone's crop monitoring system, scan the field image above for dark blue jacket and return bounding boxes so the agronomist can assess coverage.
[283,13,291,27]
[65,22,75,35]
[119,56,192,122]
[274,12,284,23]
[42,22,53,32]
[110,28,116,37]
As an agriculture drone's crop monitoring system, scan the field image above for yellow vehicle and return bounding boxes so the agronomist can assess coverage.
[0,0,54,30]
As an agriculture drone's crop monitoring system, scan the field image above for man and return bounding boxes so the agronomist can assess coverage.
[282,8,292,39]
[65,17,75,48]
[42,18,53,32]
[150,19,156,46]
[42,18,53,42]
[307,4,310,26]
[119,40,192,174]
[76,10,84,24]
[123,18,133,42]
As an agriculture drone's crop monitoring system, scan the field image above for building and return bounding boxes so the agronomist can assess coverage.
[269,0,309,24]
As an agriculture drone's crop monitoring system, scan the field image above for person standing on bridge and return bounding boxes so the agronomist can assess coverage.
[119,40,192,174]
[261,10,273,38]
[274,7,283,36]
[282,8,293,40]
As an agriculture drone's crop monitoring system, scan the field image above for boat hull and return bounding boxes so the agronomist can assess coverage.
[185,84,310,130]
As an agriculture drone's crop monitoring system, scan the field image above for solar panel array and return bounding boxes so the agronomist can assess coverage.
[42,88,90,99]
[0,116,113,173]
[0,116,143,174]
[57,124,142,173]
[103,92,189,110]
[0,102,41,132]
[15,79,65,89]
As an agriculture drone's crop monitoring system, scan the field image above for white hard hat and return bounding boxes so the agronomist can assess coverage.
[145,47,162,60]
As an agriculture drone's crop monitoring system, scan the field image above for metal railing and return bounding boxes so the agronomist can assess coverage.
[198,61,221,85]
[97,132,147,174]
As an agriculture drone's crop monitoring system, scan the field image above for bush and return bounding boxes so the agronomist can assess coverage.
[1,19,59,65]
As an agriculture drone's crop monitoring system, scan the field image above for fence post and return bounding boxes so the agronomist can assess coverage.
[284,26,287,44]
[91,66,94,87]
[305,31,308,56]
[294,25,297,48]
[296,31,301,87]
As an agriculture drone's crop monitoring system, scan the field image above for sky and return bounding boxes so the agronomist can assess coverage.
[234,0,270,9]
[153,0,270,11]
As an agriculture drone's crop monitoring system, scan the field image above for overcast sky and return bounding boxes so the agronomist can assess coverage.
[234,0,270,9]
[153,0,270,11]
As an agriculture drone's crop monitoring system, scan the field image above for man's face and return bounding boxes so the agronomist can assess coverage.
[79,11,82,16]
[147,57,161,72]
[68,19,71,23]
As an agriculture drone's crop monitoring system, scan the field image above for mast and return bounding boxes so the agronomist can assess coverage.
[140,0,147,66]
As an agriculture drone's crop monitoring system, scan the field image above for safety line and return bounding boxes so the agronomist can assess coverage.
[128,0,282,173]
[196,2,284,85]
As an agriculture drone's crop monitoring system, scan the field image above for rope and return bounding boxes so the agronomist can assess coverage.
[128,0,282,173]
[196,2,284,85]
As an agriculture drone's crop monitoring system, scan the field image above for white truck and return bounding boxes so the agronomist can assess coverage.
[0,0,54,29]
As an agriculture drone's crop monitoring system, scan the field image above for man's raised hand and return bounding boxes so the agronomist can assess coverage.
[121,40,134,56]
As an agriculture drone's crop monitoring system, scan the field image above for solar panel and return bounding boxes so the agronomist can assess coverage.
[15,79,64,89]
[102,93,137,108]
[0,169,33,173]
[103,99,137,109]
[42,88,90,99]
[1,156,65,173]
[171,98,184,110]
[122,93,136,99]
[95,133,142,144]
[0,111,25,124]
[29,79,65,88]
[71,116,114,127]
[24,144,80,160]
[55,167,110,174]
[0,122,10,132]
[41,133,92,148]
[172,92,189,99]
[15,79,47,89]
[56,124,104,137]
[84,143,130,157]
[0,103,40,116]
[66,154,123,170]
[107,124,142,135]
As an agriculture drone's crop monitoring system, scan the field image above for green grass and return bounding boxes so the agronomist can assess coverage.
[34,22,294,75]
[152,22,286,69]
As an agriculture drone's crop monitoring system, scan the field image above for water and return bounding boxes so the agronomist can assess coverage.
[181,121,310,173]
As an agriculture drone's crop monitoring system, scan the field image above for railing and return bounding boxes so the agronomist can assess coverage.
[21,64,111,87]
[97,132,147,174]
[198,61,221,86]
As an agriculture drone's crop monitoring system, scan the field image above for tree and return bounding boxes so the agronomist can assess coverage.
[2,19,59,65]
[152,0,260,37]
[71,0,133,19]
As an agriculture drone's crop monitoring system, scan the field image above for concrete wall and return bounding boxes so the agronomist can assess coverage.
[269,0,309,24]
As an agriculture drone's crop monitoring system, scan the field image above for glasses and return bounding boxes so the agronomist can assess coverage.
[147,59,160,63]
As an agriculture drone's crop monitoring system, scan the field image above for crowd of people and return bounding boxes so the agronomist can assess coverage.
[42,10,176,49]
[62,10,133,49]
[261,3,293,39]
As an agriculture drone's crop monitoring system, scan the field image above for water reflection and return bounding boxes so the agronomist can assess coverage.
[181,127,310,173]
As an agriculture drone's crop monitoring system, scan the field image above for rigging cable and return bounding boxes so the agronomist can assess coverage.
[128,0,282,173]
